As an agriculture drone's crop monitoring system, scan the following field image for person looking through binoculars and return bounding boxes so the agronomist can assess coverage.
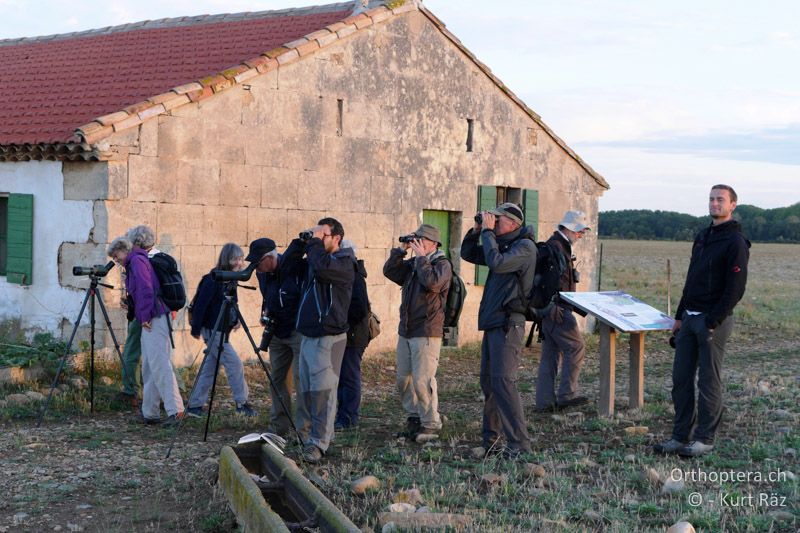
[186,243,256,418]
[383,224,451,442]
[294,218,355,464]
[108,237,184,427]
[252,236,308,437]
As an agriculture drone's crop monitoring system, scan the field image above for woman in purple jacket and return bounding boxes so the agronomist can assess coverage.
[108,236,184,426]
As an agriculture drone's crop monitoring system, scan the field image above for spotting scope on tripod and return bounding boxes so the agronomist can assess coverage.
[37,261,126,425]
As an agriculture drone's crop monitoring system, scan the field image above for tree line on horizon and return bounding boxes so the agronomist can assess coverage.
[598,203,800,243]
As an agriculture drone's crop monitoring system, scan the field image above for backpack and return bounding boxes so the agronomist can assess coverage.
[149,252,187,311]
[528,241,567,316]
[434,257,467,329]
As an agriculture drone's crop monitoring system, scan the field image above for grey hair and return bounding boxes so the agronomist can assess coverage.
[216,243,244,271]
[127,225,156,249]
[340,239,357,255]
[107,237,132,257]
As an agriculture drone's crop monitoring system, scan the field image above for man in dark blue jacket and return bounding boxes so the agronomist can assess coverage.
[252,237,307,437]
[461,203,536,458]
[294,217,355,463]
[655,184,750,457]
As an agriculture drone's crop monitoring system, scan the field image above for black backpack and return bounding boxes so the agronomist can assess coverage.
[528,241,567,315]
[434,257,467,329]
[149,252,187,311]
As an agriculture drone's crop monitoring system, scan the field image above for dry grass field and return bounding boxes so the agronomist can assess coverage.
[0,240,797,532]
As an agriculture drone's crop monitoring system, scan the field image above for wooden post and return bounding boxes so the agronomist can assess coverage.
[629,332,645,409]
[667,259,672,316]
[598,322,617,417]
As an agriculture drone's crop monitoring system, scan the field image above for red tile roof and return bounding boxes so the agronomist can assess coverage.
[0,3,355,145]
[0,0,607,189]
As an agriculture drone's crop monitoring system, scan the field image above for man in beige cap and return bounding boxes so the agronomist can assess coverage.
[535,210,591,412]
[461,203,536,458]
[384,224,452,442]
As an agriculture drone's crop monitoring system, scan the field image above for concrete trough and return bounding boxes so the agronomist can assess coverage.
[219,442,360,532]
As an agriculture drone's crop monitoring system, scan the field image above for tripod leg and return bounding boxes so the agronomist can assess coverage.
[90,289,96,413]
[166,297,228,458]
[94,290,127,369]
[203,307,228,442]
[233,305,304,451]
[37,287,91,427]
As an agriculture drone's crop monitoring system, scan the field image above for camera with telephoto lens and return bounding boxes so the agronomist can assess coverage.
[72,261,115,277]
[474,213,483,224]
[259,315,276,352]
[398,234,417,243]
[298,230,314,241]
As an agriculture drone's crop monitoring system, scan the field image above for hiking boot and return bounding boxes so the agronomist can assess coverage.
[185,406,204,418]
[161,412,184,428]
[653,438,686,455]
[533,403,556,414]
[556,396,589,409]
[235,403,258,417]
[302,444,323,464]
[397,416,421,439]
[142,416,162,425]
[415,427,440,443]
[678,440,714,458]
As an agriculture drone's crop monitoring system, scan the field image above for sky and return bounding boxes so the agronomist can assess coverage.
[2,0,798,215]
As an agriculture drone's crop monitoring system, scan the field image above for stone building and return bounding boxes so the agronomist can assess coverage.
[0,0,608,363]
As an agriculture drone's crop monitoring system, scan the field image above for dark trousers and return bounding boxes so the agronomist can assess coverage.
[672,312,734,444]
[480,322,531,452]
[335,346,365,427]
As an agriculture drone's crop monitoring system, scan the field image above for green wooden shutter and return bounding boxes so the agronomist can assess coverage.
[523,188,539,241]
[475,185,496,285]
[0,197,7,276]
[422,210,451,258]
[6,193,33,285]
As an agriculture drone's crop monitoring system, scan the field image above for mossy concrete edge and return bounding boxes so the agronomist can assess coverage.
[218,445,290,532]
[261,442,361,532]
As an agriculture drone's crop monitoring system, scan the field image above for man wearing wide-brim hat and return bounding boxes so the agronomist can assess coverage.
[534,210,591,413]
[384,223,452,442]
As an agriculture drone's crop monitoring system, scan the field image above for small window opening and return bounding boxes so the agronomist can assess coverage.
[466,118,474,152]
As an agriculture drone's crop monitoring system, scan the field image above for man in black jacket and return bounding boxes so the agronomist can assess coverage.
[335,241,372,430]
[252,237,307,437]
[655,184,750,457]
[295,217,355,463]
[384,224,452,442]
[535,211,590,412]
[461,203,536,458]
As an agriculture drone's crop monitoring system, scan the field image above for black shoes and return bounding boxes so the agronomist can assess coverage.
[556,396,589,409]
[397,416,422,439]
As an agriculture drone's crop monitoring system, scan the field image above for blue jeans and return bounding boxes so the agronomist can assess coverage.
[335,346,365,427]
[188,328,249,408]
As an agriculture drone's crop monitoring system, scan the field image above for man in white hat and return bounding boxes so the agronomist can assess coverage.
[534,210,591,412]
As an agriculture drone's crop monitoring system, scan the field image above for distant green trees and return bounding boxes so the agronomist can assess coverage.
[599,203,800,242]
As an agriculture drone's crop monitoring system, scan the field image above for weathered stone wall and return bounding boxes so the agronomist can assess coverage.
[87,10,605,364]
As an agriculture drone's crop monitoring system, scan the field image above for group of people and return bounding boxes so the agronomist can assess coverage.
[107,183,749,461]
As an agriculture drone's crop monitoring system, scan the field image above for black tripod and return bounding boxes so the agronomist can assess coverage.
[166,281,303,457]
[37,273,126,426]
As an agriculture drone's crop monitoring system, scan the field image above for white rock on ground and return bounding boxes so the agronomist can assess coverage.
[351,475,381,495]
[667,521,696,533]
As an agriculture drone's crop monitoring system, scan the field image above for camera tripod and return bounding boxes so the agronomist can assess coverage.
[37,274,126,426]
[166,281,303,458]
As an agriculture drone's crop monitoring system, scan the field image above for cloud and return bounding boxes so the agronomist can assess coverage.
[578,125,800,166]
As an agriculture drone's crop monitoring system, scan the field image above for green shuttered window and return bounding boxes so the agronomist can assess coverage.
[4,193,34,285]
[474,185,538,286]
